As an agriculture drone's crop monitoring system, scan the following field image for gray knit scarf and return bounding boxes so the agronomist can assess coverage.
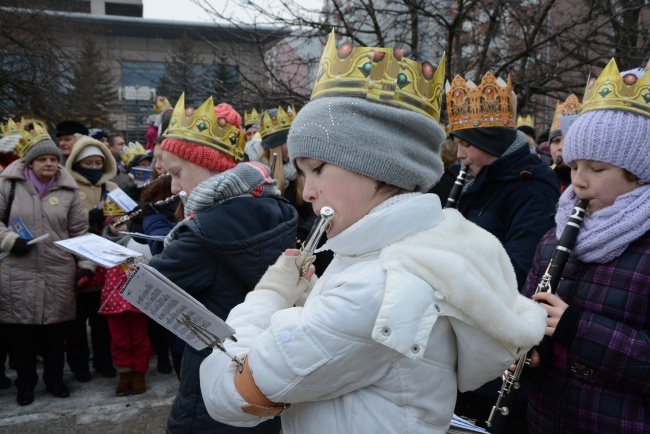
[164,162,280,246]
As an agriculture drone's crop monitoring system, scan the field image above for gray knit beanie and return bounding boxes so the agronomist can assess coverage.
[25,139,62,165]
[563,110,650,182]
[288,97,445,192]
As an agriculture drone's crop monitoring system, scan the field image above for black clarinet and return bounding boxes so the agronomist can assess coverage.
[486,198,589,431]
[445,165,469,209]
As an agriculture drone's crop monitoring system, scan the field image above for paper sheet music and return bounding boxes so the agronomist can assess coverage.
[120,263,235,351]
[53,233,142,267]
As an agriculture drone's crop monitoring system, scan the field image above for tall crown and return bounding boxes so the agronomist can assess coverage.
[311,30,446,122]
[153,96,172,114]
[446,73,516,131]
[15,123,51,158]
[260,106,295,139]
[550,94,581,132]
[517,115,534,129]
[104,196,126,217]
[581,58,650,118]
[120,141,148,167]
[1,118,22,137]
[164,93,246,162]
[244,108,261,127]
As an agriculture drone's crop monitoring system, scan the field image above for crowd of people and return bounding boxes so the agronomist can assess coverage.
[0,31,647,434]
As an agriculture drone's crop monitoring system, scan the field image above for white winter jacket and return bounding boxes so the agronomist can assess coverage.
[200,193,546,433]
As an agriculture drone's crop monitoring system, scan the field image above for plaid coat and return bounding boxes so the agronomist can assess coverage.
[524,229,650,434]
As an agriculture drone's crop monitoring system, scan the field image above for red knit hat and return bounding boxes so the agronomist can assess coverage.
[161,94,246,171]
[215,103,243,131]
[161,138,237,172]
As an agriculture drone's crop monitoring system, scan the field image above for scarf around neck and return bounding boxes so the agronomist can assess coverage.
[24,166,56,198]
[165,162,280,246]
[555,184,650,263]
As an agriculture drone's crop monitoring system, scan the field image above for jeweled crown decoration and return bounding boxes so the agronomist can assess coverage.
[517,115,534,129]
[120,141,148,167]
[581,58,650,119]
[550,94,581,133]
[311,30,446,122]
[260,106,295,139]
[104,196,126,217]
[164,93,246,162]
[153,96,172,114]
[1,118,22,137]
[446,72,516,131]
[15,123,51,158]
[244,108,261,127]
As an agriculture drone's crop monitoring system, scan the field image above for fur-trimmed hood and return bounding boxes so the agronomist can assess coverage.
[65,135,116,186]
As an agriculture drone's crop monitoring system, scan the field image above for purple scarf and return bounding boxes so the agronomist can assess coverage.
[555,184,650,263]
[24,166,57,198]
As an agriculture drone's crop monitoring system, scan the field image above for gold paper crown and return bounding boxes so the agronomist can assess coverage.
[311,30,446,122]
[164,93,246,162]
[1,118,22,137]
[15,123,51,158]
[120,141,148,167]
[517,115,535,129]
[260,106,295,139]
[550,94,581,133]
[153,96,172,114]
[244,108,261,127]
[104,196,126,217]
[446,73,516,131]
[581,58,650,118]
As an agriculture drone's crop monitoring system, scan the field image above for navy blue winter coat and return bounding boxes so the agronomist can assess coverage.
[455,138,560,289]
[149,195,298,434]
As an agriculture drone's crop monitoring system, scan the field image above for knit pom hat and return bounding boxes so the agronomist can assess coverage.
[161,138,237,172]
[25,139,62,164]
[215,103,243,131]
[288,97,445,192]
[563,110,650,183]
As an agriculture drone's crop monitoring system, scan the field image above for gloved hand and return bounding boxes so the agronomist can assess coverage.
[88,207,105,228]
[75,268,94,290]
[254,249,316,306]
[10,237,33,256]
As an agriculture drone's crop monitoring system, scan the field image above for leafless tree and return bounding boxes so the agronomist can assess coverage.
[191,0,649,129]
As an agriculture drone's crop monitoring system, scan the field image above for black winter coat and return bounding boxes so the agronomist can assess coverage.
[149,195,297,434]
[455,140,560,289]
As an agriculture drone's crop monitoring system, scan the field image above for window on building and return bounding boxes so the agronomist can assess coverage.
[105,2,143,18]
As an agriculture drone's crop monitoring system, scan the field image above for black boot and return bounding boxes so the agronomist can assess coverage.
[17,388,34,406]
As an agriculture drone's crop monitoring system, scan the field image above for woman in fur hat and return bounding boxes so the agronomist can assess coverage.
[524,62,650,434]
[0,128,90,406]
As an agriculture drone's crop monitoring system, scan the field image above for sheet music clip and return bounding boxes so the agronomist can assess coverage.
[178,313,244,371]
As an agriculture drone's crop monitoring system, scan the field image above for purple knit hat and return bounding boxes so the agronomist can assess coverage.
[563,109,650,183]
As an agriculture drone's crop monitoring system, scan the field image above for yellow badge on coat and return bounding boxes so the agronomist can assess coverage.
[79,191,86,200]
[49,196,60,206]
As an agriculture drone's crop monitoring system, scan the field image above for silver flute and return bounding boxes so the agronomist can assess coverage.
[114,191,186,226]
[137,173,171,189]
[299,206,334,276]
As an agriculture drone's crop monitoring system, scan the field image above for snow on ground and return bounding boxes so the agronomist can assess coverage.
[0,355,178,432]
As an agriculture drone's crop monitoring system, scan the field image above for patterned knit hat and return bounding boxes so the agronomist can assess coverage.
[563,110,650,182]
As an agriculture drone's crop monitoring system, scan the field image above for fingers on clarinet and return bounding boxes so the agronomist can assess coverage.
[284,248,300,257]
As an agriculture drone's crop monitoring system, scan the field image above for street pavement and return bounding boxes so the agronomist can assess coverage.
[0,355,178,433]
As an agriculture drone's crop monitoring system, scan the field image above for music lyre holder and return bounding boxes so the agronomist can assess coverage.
[178,313,244,371]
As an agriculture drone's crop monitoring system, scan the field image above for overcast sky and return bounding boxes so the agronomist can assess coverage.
[142,0,323,23]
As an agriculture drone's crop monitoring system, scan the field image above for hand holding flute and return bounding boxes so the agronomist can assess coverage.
[252,206,334,306]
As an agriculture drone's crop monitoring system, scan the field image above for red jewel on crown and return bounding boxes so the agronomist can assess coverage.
[623,74,637,86]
